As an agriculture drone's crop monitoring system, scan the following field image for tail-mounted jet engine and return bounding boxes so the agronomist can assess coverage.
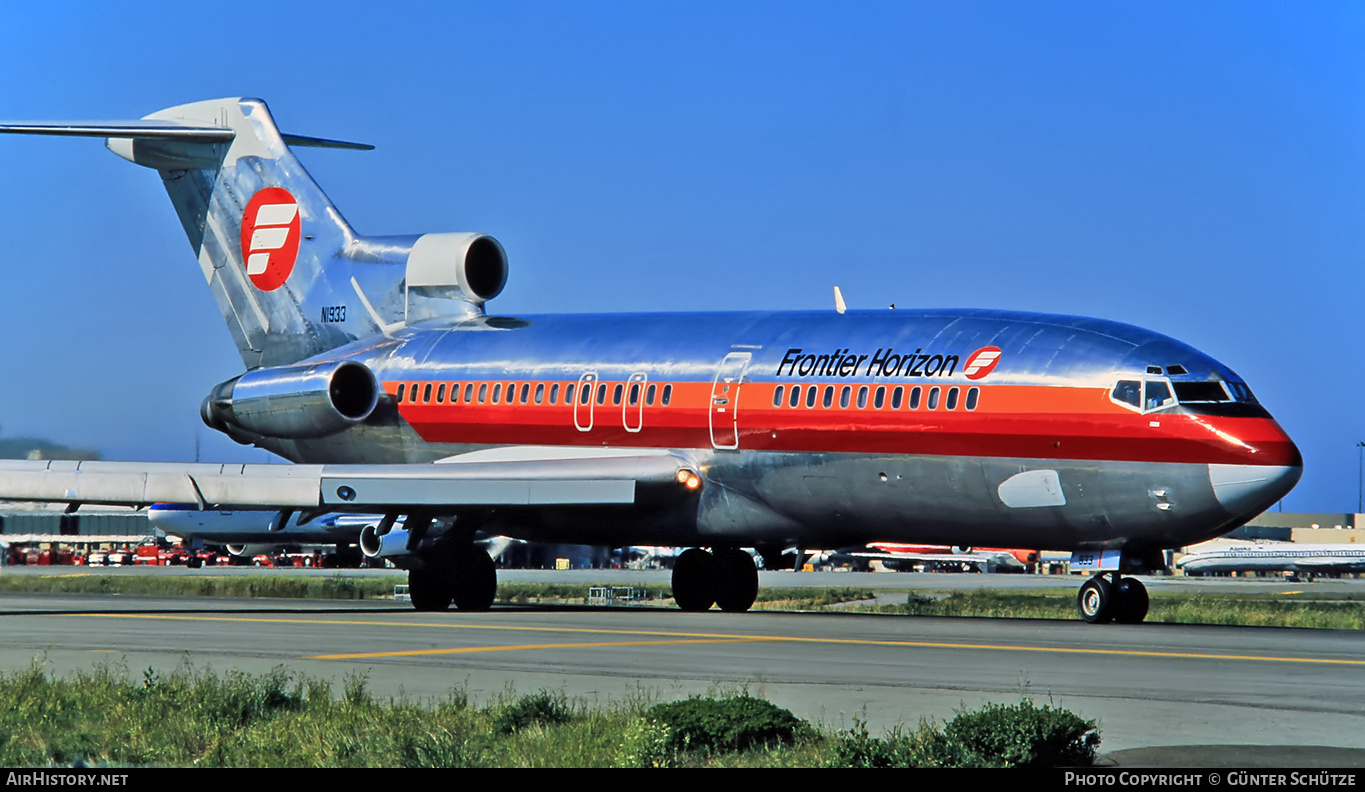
[202,360,379,441]
[406,232,508,311]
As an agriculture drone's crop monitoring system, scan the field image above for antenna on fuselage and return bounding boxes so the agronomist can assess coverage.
[833,286,847,314]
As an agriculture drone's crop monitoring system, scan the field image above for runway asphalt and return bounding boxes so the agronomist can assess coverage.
[1,568,1364,767]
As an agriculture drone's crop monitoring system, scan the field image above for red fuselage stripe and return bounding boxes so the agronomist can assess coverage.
[386,380,1299,467]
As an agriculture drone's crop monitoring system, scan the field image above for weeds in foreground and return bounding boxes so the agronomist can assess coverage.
[0,660,1098,768]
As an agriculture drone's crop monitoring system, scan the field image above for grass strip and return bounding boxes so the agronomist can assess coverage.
[2,573,1362,628]
[876,590,1365,630]
[0,573,403,601]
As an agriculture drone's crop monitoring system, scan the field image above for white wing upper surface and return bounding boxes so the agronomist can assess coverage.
[0,448,695,511]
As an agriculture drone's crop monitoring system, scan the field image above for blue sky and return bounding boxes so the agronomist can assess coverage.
[0,2,1361,512]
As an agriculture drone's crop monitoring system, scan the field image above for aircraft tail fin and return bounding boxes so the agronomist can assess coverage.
[0,98,506,370]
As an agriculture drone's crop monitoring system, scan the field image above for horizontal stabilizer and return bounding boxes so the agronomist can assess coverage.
[0,121,234,141]
[0,121,371,150]
[280,133,374,151]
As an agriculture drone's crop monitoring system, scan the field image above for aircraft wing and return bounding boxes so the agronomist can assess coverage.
[0,449,699,511]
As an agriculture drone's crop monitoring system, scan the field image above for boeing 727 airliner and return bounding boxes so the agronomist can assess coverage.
[0,98,1301,623]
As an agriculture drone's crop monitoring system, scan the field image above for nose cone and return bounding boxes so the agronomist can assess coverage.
[1208,460,1303,519]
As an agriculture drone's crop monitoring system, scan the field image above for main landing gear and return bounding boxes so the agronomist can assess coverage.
[671,547,759,612]
[408,545,497,612]
[1077,572,1149,624]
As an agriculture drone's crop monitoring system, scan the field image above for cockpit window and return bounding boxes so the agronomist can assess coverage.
[1111,380,1141,409]
[1112,374,1267,417]
[1144,380,1174,411]
[1227,381,1258,404]
[1172,381,1230,403]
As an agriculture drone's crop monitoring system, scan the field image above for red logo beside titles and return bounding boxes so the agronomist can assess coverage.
[963,346,1002,380]
[240,188,300,291]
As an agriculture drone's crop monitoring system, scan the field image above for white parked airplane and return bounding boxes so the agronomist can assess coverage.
[1177,543,1365,578]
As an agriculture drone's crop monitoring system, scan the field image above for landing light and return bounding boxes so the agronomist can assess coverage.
[676,469,702,490]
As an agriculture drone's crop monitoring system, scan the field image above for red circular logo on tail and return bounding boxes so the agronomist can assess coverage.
[963,346,1002,380]
[241,188,301,291]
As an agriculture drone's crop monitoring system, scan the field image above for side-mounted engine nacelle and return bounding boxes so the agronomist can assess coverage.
[202,360,379,441]
[407,232,508,308]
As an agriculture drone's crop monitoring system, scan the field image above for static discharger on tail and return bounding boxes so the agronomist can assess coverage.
[0,98,1301,622]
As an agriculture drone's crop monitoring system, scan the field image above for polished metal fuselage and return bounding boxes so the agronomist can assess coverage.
[248,308,1300,553]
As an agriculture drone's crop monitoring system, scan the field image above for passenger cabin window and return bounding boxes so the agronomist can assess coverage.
[596,384,607,405]
[437,383,446,403]
[909,386,922,410]
[945,387,959,411]
[965,387,979,411]
[823,386,834,408]
[520,383,531,404]
[927,387,941,410]
[491,384,502,404]
[874,386,885,409]
[550,383,560,404]
[789,385,801,408]
[396,384,406,403]
[772,385,785,407]
[534,383,545,404]
[646,384,657,405]
[662,384,673,406]
[805,386,816,408]
[857,386,869,409]
[629,383,640,406]
[839,386,851,409]
[478,383,488,403]
[423,383,432,403]
[613,384,624,406]
[891,386,903,409]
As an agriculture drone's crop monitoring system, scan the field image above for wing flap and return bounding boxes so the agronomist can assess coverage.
[318,455,685,506]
